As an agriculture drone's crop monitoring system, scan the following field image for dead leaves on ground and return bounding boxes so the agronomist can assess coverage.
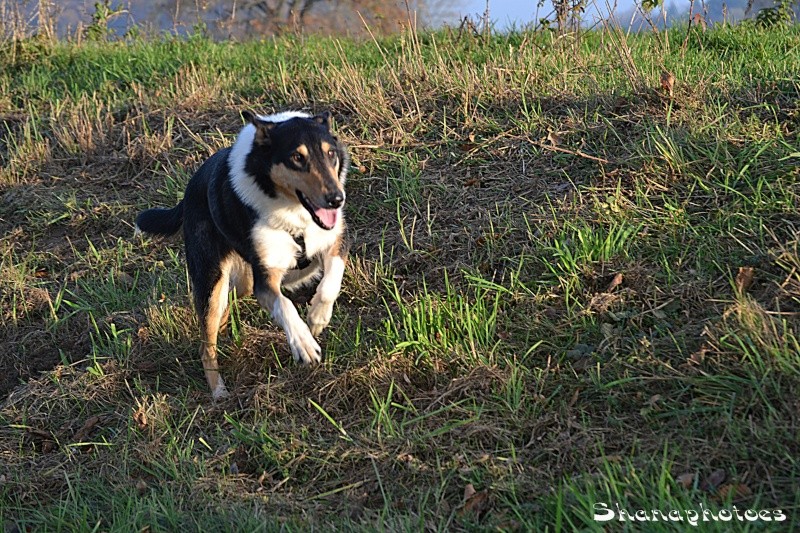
[455,483,520,529]
[605,272,624,292]
[698,468,726,492]
[660,71,675,97]
[458,483,491,519]
[717,483,753,503]
[676,468,753,504]
[735,266,755,294]
[21,413,114,455]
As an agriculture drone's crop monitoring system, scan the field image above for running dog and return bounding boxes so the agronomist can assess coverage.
[136,110,349,400]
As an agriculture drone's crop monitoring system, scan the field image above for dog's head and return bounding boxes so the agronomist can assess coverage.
[242,110,348,231]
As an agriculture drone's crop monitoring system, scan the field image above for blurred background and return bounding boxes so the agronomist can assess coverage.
[2,0,795,40]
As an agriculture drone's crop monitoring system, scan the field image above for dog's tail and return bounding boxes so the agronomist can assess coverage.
[135,201,184,237]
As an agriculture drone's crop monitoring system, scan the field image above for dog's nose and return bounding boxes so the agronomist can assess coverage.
[324,191,344,208]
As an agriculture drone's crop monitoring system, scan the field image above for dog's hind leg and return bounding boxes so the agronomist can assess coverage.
[219,255,254,335]
[194,261,232,400]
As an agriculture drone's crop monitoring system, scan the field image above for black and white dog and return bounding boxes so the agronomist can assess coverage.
[136,111,349,399]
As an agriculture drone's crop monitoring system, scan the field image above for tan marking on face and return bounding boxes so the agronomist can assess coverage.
[296,144,309,157]
[269,164,299,199]
[273,147,344,208]
[321,141,340,174]
[271,163,328,204]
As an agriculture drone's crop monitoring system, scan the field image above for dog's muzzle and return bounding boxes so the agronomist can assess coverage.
[297,190,343,230]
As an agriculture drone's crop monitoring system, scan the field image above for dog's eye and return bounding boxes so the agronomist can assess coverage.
[291,152,304,165]
[327,149,336,160]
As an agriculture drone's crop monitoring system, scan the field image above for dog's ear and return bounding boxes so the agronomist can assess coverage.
[242,110,276,145]
[241,109,258,125]
[313,111,331,129]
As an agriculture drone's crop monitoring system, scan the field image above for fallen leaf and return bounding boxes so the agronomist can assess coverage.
[463,483,476,501]
[458,486,490,518]
[692,13,707,31]
[568,387,580,408]
[735,266,754,293]
[133,407,148,430]
[464,177,480,187]
[660,71,675,96]
[458,142,479,152]
[27,428,50,438]
[689,345,708,365]
[716,483,752,502]
[676,472,695,489]
[699,469,726,492]
[135,478,148,496]
[69,270,88,282]
[547,131,561,146]
[605,272,623,292]
[73,415,101,442]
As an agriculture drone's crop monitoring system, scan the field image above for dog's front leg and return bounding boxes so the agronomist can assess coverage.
[255,268,322,364]
[307,249,346,337]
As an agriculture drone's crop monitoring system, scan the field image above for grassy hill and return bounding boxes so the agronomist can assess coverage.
[1,22,799,531]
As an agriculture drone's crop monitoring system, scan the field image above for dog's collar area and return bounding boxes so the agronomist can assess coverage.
[292,235,312,270]
[296,189,338,230]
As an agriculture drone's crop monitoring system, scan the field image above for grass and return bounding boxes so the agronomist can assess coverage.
[1,17,799,531]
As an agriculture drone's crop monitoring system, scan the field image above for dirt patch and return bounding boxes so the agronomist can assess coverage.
[0,320,91,397]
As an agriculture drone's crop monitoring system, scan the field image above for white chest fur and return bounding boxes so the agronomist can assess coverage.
[251,204,342,272]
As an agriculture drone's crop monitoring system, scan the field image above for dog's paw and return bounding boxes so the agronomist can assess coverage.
[307,301,333,337]
[288,325,322,365]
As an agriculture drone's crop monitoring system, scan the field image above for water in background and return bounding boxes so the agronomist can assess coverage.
[6,0,466,40]
[4,0,793,40]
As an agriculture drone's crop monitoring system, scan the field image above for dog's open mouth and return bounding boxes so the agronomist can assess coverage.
[297,190,338,230]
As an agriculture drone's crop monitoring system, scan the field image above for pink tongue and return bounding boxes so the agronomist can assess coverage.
[315,207,338,229]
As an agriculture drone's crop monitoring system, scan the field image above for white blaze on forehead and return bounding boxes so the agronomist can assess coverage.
[258,111,311,122]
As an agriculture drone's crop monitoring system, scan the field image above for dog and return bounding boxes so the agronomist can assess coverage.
[135,110,349,400]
